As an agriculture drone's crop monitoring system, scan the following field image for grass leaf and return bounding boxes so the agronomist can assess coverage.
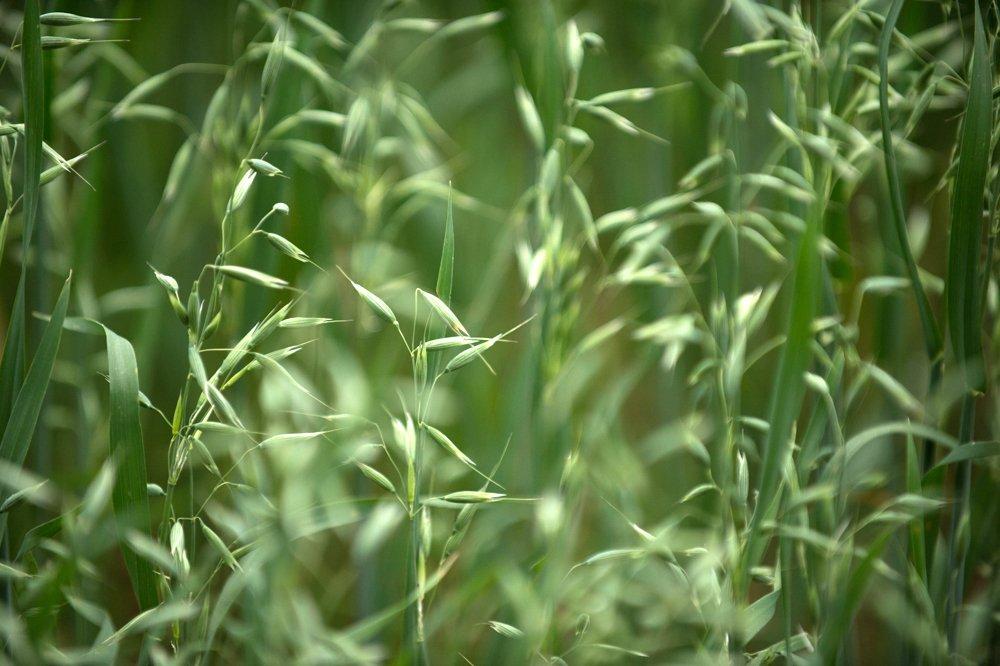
[0,276,71,548]
[104,325,159,610]
[876,0,942,364]
[945,2,991,388]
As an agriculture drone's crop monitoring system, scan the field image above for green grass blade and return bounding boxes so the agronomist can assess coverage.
[815,531,892,664]
[21,0,43,252]
[905,435,927,582]
[930,440,1000,471]
[740,200,822,595]
[0,279,27,430]
[877,0,942,365]
[945,2,991,388]
[435,190,455,304]
[2,0,43,438]
[104,326,159,611]
[0,275,70,548]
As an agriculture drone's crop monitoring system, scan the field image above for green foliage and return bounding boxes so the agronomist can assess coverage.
[0,1,996,664]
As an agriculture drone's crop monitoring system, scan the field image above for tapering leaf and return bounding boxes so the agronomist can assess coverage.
[741,199,822,592]
[931,440,1000,471]
[21,0,43,252]
[104,326,158,610]
[877,0,942,365]
[0,280,27,430]
[436,191,454,304]
[945,2,991,388]
[0,276,71,547]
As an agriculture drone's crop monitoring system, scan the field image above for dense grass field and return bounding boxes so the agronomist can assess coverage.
[0,0,997,663]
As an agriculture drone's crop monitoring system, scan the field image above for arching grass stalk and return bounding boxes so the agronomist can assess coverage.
[877,0,944,471]
[942,1,992,650]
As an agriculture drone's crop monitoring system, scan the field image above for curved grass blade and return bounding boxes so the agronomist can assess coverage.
[21,0,43,251]
[0,276,70,548]
[945,2,991,389]
[931,440,1000,472]
[740,201,822,595]
[1,0,43,445]
[0,281,27,431]
[877,0,942,366]
[104,326,159,610]
[815,531,891,663]
[436,189,454,304]
[943,6,992,647]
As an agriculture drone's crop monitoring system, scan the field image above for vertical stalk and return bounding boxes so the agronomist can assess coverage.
[877,0,944,471]
[945,393,976,649]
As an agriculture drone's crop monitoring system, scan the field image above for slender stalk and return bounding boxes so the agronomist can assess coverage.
[945,393,976,649]
[877,0,944,471]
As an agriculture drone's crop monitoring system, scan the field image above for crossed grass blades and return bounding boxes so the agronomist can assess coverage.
[0,0,997,664]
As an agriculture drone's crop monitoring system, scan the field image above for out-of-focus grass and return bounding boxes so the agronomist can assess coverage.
[0,1,996,664]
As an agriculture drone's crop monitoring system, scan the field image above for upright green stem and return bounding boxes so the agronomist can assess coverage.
[877,0,944,448]
[945,393,976,650]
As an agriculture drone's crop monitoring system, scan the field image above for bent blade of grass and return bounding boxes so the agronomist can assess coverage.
[930,440,1000,471]
[740,197,822,596]
[1,0,43,448]
[815,530,892,664]
[943,5,991,646]
[21,0,43,252]
[905,435,927,583]
[104,325,158,610]
[0,276,70,548]
[945,1,991,388]
[0,281,27,431]
[877,0,942,366]
[436,190,454,304]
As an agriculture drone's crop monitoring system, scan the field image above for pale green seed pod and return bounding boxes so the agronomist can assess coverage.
[203,310,222,339]
[40,11,137,26]
[214,265,288,290]
[422,336,481,351]
[170,520,190,578]
[229,169,256,211]
[247,157,283,177]
[736,451,749,507]
[187,288,201,333]
[200,519,242,571]
[41,36,91,50]
[418,289,467,335]
[164,292,187,326]
[420,508,432,553]
[261,231,309,263]
[0,480,47,514]
[441,491,504,504]
[421,422,474,467]
[357,462,396,494]
[444,335,500,374]
[150,267,189,325]
[414,344,428,389]
[406,460,416,511]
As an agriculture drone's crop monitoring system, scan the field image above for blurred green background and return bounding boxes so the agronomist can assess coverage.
[0,0,996,663]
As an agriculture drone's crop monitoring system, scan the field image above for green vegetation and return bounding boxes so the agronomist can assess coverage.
[0,0,997,663]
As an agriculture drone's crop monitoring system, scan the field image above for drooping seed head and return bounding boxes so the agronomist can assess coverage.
[418,289,468,335]
[40,12,138,26]
[352,281,397,325]
[261,232,309,263]
[421,422,475,467]
[357,462,396,494]
[213,265,289,290]
[247,157,283,177]
[441,491,505,504]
